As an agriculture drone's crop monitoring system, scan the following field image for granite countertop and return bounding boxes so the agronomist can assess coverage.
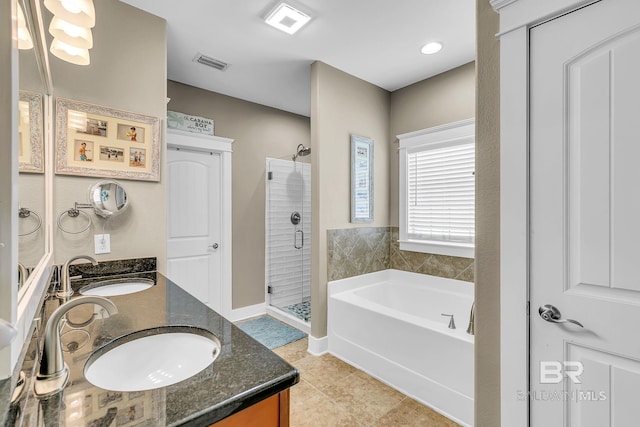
[0,265,299,426]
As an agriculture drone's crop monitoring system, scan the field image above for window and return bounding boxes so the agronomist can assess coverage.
[398,119,475,258]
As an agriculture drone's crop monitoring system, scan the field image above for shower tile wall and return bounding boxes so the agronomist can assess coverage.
[326,226,474,282]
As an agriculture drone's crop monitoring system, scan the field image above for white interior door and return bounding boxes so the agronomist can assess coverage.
[530,0,640,425]
[167,146,221,311]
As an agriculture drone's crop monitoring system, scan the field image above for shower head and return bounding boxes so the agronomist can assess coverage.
[292,144,311,161]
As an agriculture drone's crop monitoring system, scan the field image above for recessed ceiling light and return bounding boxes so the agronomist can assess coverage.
[421,41,443,55]
[265,2,311,35]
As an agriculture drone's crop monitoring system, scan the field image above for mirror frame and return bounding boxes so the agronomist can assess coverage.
[89,179,129,218]
[0,0,53,379]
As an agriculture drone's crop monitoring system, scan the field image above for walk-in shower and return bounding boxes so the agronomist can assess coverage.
[265,151,311,332]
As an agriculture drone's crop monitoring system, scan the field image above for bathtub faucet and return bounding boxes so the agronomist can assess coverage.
[466,302,475,335]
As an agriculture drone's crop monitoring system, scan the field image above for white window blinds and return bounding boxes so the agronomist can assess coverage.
[407,140,475,245]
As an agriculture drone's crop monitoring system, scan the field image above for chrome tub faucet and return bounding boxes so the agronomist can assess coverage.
[467,302,475,335]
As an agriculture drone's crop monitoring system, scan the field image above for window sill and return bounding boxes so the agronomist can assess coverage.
[398,240,474,258]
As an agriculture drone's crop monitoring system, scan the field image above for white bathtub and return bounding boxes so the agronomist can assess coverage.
[328,269,474,427]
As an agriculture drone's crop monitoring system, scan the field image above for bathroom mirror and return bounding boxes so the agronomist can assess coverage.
[89,180,129,218]
[17,0,51,301]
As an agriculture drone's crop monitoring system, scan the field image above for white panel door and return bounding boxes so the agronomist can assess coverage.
[167,147,221,311]
[530,0,640,425]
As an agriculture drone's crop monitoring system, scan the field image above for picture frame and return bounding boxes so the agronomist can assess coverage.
[18,90,44,173]
[350,134,374,223]
[55,98,161,181]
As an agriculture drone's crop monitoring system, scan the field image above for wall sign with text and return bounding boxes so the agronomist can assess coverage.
[167,111,214,136]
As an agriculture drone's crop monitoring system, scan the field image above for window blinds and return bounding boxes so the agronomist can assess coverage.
[407,141,475,244]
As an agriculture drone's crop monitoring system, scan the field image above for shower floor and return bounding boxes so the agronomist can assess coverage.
[283,300,311,323]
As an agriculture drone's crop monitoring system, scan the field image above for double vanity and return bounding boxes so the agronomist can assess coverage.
[0,258,299,426]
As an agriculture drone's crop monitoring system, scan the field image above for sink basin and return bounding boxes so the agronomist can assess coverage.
[84,326,220,391]
[79,278,154,296]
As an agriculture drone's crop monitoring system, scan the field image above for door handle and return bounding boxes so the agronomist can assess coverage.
[210,243,219,250]
[294,230,304,249]
[538,304,583,327]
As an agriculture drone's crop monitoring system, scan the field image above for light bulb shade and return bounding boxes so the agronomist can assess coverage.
[49,16,93,48]
[44,0,95,28]
[17,4,34,49]
[50,38,90,65]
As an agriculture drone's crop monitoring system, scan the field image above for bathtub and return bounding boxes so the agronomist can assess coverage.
[328,269,474,427]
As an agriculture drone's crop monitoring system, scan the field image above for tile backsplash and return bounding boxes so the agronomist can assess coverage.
[327,227,473,282]
[327,227,390,281]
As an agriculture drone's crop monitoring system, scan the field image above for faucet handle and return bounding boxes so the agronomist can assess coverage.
[441,313,456,329]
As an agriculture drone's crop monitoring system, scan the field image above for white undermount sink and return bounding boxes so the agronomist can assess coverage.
[84,326,221,391]
[79,278,154,296]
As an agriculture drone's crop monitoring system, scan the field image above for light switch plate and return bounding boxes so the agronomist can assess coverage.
[94,234,111,254]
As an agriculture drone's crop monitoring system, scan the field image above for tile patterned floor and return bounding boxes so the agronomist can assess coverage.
[274,338,461,427]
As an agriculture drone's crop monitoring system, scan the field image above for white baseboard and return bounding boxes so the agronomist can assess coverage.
[308,335,328,355]
[228,303,266,322]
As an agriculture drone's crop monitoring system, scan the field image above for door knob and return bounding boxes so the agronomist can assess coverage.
[538,304,583,327]
[210,243,219,249]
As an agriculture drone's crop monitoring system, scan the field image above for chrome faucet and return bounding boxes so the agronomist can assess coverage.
[17,263,28,291]
[34,296,118,397]
[466,302,475,335]
[59,255,98,298]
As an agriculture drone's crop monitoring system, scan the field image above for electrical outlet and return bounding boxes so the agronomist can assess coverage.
[94,234,111,254]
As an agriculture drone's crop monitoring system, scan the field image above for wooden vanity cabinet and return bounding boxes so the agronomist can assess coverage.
[210,389,290,427]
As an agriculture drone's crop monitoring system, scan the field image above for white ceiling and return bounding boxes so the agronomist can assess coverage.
[121,0,476,117]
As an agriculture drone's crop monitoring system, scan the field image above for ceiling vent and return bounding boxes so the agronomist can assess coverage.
[193,53,229,71]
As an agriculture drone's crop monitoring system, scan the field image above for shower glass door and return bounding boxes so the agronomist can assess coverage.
[265,158,311,324]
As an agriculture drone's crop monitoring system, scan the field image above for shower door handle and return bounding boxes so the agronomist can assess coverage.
[294,230,304,249]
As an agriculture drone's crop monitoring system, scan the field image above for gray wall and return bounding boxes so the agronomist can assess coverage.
[166,80,311,309]
[475,0,501,425]
[389,61,476,227]
[51,1,167,271]
[310,61,390,338]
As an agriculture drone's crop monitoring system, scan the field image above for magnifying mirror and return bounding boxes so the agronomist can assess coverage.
[89,180,129,218]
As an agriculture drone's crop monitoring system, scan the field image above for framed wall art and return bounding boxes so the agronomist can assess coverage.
[350,134,374,223]
[55,98,161,181]
[18,90,44,173]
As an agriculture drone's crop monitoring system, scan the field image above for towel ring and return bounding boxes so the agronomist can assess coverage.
[58,207,92,234]
[18,208,42,236]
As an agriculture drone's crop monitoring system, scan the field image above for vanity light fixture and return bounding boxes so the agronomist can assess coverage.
[264,2,311,35]
[45,0,95,65]
[17,4,34,50]
[43,0,95,28]
[49,16,93,49]
[50,38,90,65]
[421,41,443,55]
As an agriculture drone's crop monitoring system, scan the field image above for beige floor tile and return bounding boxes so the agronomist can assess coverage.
[291,353,357,390]
[290,380,363,427]
[321,370,406,425]
[375,397,461,427]
[273,337,309,363]
[276,340,460,427]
